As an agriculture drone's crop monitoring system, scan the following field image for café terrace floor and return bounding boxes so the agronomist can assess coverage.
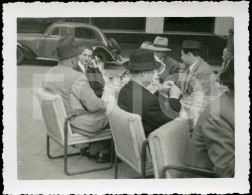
[17,61,142,180]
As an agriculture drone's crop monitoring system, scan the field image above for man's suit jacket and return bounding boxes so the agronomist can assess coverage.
[159,55,181,83]
[44,65,108,137]
[179,58,219,101]
[73,64,105,98]
[118,80,181,137]
[222,57,234,73]
[184,91,234,177]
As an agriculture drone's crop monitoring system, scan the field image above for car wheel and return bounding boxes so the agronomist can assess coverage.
[17,47,24,65]
[93,51,107,64]
[110,38,121,54]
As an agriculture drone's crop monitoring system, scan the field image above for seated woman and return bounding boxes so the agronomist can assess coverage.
[118,49,182,137]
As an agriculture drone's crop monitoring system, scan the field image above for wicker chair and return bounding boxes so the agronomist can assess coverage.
[148,119,217,178]
[33,89,113,176]
[106,103,153,178]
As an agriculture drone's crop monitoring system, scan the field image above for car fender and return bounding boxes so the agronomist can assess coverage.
[92,46,115,62]
[17,42,38,60]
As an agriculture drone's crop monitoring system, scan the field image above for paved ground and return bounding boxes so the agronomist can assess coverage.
[17,60,140,180]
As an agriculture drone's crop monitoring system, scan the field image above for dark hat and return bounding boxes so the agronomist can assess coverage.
[123,49,161,71]
[182,40,202,50]
[53,36,82,60]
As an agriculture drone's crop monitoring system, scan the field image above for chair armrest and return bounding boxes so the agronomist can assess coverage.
[66,110,89,120]
[161,165,218,178]
[73,110,89,116]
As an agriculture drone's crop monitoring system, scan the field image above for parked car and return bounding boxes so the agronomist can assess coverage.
[17,22,122,65]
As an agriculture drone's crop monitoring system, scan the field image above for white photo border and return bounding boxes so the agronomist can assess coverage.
[3,2,250,194]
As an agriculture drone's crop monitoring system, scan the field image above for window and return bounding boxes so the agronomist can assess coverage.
[51,27,60,36]
[60,27,71,36]
[75,28,96,39]
[92,17,146,31]
[163,17,215,33]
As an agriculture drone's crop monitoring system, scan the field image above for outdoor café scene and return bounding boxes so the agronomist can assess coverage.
[17,17,234,179]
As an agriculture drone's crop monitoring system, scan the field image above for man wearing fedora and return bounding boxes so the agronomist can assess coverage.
[118,49,182,137]
[44,36,109,137]
[179,40,219,102]
[143,36,181,84]
[72,45,105,98]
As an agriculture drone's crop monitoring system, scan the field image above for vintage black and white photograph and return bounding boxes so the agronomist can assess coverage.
[3,2,250,194]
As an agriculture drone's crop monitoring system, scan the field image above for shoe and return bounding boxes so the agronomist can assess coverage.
[95,152,111,163]
[80,147,93,158]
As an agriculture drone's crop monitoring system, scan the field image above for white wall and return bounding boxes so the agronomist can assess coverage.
[214,17,234,36]
[146,17,164,33]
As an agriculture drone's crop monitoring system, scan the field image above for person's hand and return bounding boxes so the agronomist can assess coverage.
[102,94,115,104]
[94,56,105,72]
[159,80,174,93]
[179,63,187,71]
[169,84,181,99]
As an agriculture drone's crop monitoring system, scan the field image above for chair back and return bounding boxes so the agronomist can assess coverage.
[107,103,151,174]
[148,119,190,178]
[33,89,74,145]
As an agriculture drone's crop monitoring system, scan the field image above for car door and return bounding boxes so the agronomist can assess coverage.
[39,26,71,59]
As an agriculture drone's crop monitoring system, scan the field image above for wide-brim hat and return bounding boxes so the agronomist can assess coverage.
[148,36,171,51]
[52,36,82,60]
[182,40,202,50]
[122,49,161,71]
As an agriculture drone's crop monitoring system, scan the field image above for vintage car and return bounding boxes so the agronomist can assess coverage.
[17,22,122,65]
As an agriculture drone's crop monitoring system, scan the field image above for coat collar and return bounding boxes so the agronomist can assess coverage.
[73,63,83,73]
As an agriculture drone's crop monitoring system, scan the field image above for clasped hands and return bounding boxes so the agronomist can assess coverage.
[159,80,182,99]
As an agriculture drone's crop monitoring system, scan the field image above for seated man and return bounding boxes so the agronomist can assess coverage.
[118,49,182,137]
[141,36,181,83]
[184,72,234,178]
[72,45,105,98]
[179,40,219,100]
[44,36,108,137]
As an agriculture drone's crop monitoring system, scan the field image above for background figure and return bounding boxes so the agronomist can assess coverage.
[221,47,234,73]
[118,49,181,137]
[226,29,234,55]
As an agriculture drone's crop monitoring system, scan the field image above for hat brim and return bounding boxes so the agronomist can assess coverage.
[122,60,161,71]
[52,48,82,60]
[147,44,171,51]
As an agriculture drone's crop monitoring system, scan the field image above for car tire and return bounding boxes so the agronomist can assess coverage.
[17,47,24,65]
[94,51,107,64]
[109,38,121,54]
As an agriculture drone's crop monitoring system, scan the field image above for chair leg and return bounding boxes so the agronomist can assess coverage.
[63,118,113,176]
[141,139,149,178]
[114,155,118,179]
[46,135,79,159]
[109,138,114,169]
